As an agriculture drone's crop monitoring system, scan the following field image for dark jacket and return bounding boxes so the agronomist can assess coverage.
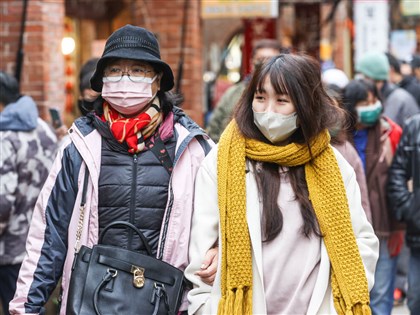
[93,115,177,256]
[388,114,420,248]
[398,75,420,108]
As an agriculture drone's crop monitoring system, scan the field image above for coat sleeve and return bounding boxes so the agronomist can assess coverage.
[9,143,81,315]
[185,148,220,315]
[0,136,18,235]
[336,148,379,291]
[387,119,417,224]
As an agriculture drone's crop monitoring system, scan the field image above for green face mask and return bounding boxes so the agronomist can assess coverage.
[356,101,382,126]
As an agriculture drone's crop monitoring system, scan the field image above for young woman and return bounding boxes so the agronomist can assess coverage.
[10,25,216,315]
[186,54,379,315]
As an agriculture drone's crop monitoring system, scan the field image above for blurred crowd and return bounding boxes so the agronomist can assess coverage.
[1,24,420,315]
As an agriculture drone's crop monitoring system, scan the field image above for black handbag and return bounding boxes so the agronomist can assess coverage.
[66,171,185,315]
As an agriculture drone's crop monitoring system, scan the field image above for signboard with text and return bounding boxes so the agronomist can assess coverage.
[201,0,278,19]
[242,18,277,75]
[353,0,389,64]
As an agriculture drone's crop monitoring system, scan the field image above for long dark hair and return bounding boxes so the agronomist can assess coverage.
[234,54,341,241]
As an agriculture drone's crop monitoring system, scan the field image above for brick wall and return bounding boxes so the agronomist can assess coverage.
[0,0,65,121]
[133,0,204,125]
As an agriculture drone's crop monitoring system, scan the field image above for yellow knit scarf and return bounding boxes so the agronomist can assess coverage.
[217,120,371,315]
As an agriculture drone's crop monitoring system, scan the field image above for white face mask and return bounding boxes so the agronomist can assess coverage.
[101,75,157,116]
[253,109,298,143]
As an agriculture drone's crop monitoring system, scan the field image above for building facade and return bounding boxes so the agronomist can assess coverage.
[1,0,419,127]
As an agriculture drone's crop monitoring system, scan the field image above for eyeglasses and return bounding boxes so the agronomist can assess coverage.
[103,66,154,82]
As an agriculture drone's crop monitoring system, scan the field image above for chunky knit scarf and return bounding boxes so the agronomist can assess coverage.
[217,120,371,315]
[102,99,162,153]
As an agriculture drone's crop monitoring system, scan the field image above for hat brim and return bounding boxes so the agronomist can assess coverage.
[90,49,174,92]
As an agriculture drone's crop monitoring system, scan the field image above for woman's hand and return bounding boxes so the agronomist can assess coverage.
[195,247,218,285]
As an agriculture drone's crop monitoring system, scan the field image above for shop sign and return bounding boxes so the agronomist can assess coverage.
[353,0,389,64]
[201,0,278,19]
[400,0,420,16]
[390,30,417,61]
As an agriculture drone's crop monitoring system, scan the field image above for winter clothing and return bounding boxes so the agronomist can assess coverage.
[0,96,38,131]
[215,121,371,315]
[382,82,420,128]
[388,114,420,248]
[0,264,21,315]
[411,55,420,69]
[360,116,402,237]
[102,100,162,153]
[0,95,57,315]
[322,68,349,89]
[206,80,247,143]
[9,106,213,315]
[333,141,372,222]
[186,142,378,315]
[356,52,390,81]
[93,112,176,256]
[351,116,402,315]
[91,25,174,92]
[398,75,420,108]
[0,97,57,265]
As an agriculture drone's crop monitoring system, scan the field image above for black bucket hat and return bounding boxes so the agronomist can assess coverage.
[90,24,174,92]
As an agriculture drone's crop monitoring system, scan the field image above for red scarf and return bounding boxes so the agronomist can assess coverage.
[101,101,162,154]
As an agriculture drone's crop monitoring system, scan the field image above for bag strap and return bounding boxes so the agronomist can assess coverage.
[74,167,90,253]
[93,268,118,315]
[147,135,173,175]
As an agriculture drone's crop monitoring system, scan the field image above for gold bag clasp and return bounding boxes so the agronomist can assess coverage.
[131,265,145,288]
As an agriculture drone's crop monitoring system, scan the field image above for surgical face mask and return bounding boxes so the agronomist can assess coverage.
[101,75,157,116]
[253,109,298,144]
[356,100,382,126]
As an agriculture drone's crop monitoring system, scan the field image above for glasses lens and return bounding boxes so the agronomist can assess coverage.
[103,76,122,82]
[128,76,149,83]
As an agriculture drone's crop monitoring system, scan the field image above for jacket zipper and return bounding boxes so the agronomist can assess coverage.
[129,154,138,250]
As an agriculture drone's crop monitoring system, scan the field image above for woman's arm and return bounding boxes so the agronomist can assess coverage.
[185,148,220,314]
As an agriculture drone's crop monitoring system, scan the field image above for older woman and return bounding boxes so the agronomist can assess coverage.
[10,25,215,315]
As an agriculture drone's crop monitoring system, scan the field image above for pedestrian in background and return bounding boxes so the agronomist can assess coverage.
[355,51,419,128]
[386,52,420,108]
[206,39,284,143]
[343,79,403,315]
[77,57,100,117]
[385,51,416,308]
[0,71,57,315]
[411,54,420,83]
[10,24,216,315]
[186,54,378,314]
[388,113,420,315]
[323,83,372,223]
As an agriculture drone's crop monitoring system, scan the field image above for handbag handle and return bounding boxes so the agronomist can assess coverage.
[99,221,153,256]
[74,167,90,253]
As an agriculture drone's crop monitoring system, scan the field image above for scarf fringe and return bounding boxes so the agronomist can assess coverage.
[335,297,371,315]
[218,287,252,315]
